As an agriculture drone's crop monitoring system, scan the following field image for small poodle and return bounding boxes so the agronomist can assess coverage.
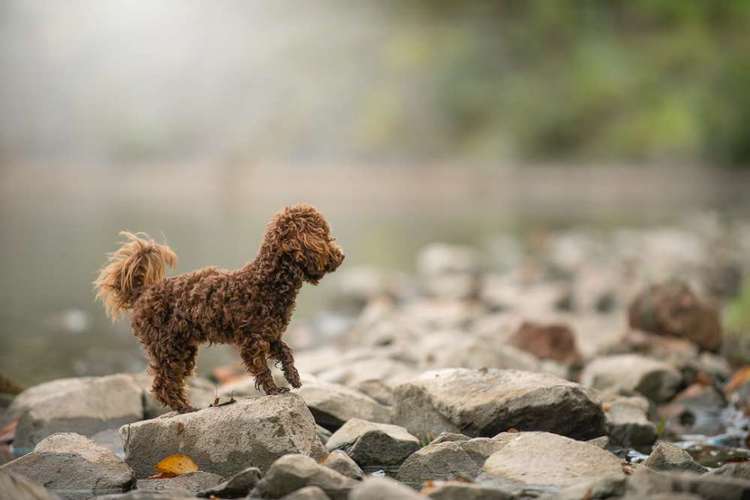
[94,204,344,412]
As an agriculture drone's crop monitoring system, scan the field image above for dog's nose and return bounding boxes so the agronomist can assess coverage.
[328,247,344,271]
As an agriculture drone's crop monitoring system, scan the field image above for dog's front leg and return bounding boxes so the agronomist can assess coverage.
[239,339,287,395]
[271,340,302,388]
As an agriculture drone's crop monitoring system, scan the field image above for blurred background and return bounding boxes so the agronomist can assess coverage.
[1,1,749,385]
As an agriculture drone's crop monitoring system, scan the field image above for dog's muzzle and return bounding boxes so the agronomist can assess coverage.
[327,247,345,272]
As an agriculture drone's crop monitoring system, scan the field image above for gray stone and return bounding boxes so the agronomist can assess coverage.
[428,432,469,445]
[482,432,624,487]
[121,394,325,478]
[398,437,506,486]
[9,375,143,450]
[94,493,197,500]
[0,470,61,500]
[136,471,223,495]
[580,354,682,403]
[353,380,394,406]
[322,450,364,480]
[279,485,330,500]
[393,369,606,440]
[197,466,261,498]
[326,418,419,466]
[626,467,750,500]
[708,462,750,480]
[294,379,392,430]
[250,454,356,500]
[643,441,708,474]
[586,436,609,448]
[349,477,427,500]
[547,474,626,500]
[421,480,513,500]
[604,396,657,447]
[0,433,134,497]
[130,373,216,419]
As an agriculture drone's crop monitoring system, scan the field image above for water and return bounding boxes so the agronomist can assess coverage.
[1,163,749,385]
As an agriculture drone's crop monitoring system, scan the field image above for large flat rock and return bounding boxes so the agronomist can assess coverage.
[393,369,606,440]
[121,394,325,478]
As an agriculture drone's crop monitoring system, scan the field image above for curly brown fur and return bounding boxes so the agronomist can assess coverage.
[94,204,344,412]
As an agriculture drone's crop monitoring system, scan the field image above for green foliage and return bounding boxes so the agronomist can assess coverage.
[359,1,750,165]
[727,280,750,335]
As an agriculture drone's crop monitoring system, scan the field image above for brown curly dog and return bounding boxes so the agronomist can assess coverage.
[94,204,344,412]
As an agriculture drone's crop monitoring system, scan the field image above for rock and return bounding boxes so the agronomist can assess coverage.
[0,433,134,497]
[420,335,540,372]
[603,396,657,447]
[322,450,364,480]
[587,436,609,448]
[580,354,682,403]
[659,384,726,436]
[121,394,325,478]
[397,437,506,486]
[316,357,417,387]
[393,369,606,440]
[8,375,143,451]
[317,425,332,445]
[280,486,331,500]
[429,432,469,445]
[417,244,482,300]
[643,441,708,474]
[610,330,700,367]
[94,493,196,500]
[250,454,356,500]
[508,321,582,365]
[708,462,750,480]
[628,280,722,351]
[482,432,624,487]
[549,474,627,500]
[421,480,513,500]
[349,476,427,500]
[326,418,419,466]
[130,373,216,419]
[294,379,392,430]
[136,471,223,495]
[0,470,60,500]
[625,467,750,500]
[196,466,261,498]
[353,380,394,406]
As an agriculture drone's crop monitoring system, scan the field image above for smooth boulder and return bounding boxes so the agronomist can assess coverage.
[481,432,623,487]
[393,369,606,440]
[0,433,134,497]
[121,394,325,478]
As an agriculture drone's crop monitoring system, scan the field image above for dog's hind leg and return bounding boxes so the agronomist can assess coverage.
[240,339,286,395]
[270,340,301,388]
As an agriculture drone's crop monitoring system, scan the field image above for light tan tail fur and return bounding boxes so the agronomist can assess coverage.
[94,232,177,319]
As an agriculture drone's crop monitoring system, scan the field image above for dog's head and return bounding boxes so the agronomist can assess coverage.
[270,204,344,284]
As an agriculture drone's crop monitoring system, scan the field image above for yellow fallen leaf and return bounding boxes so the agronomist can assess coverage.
[154,453,199,477]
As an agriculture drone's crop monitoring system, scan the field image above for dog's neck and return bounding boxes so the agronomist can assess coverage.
[242,243,304,305]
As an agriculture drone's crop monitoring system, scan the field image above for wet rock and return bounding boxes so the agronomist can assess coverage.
[8,375,143,450]
[136,471,223,496]
[250,454,356,500]
[130,373,216,419]
[0,433,134,497]
[294,379,392,430]
[349,476,427,500]
[393,369,606,440]
[197,466,261,498]
[628,280,722,351]
[625,467,750,500]
[280,486,331,500]
[708,462,750,480]
[580,354,682,403]
[508,321,582,365]
[481,432,624,487]
[643,441,708,474]
[326,418,419,466]
[603,396,657,447]
[397,437,506,486]
[322,450,364,480]
[421,480,513,500]
[0,470,60,500]
[121,394,325,478]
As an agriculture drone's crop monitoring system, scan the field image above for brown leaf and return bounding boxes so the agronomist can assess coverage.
[726,366,750,394]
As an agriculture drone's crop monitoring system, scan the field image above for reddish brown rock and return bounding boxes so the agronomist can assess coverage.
[627,280,722,351]
[508,321,582,365]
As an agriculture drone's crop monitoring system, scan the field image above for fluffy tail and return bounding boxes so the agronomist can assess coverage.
[94,232,177,320]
